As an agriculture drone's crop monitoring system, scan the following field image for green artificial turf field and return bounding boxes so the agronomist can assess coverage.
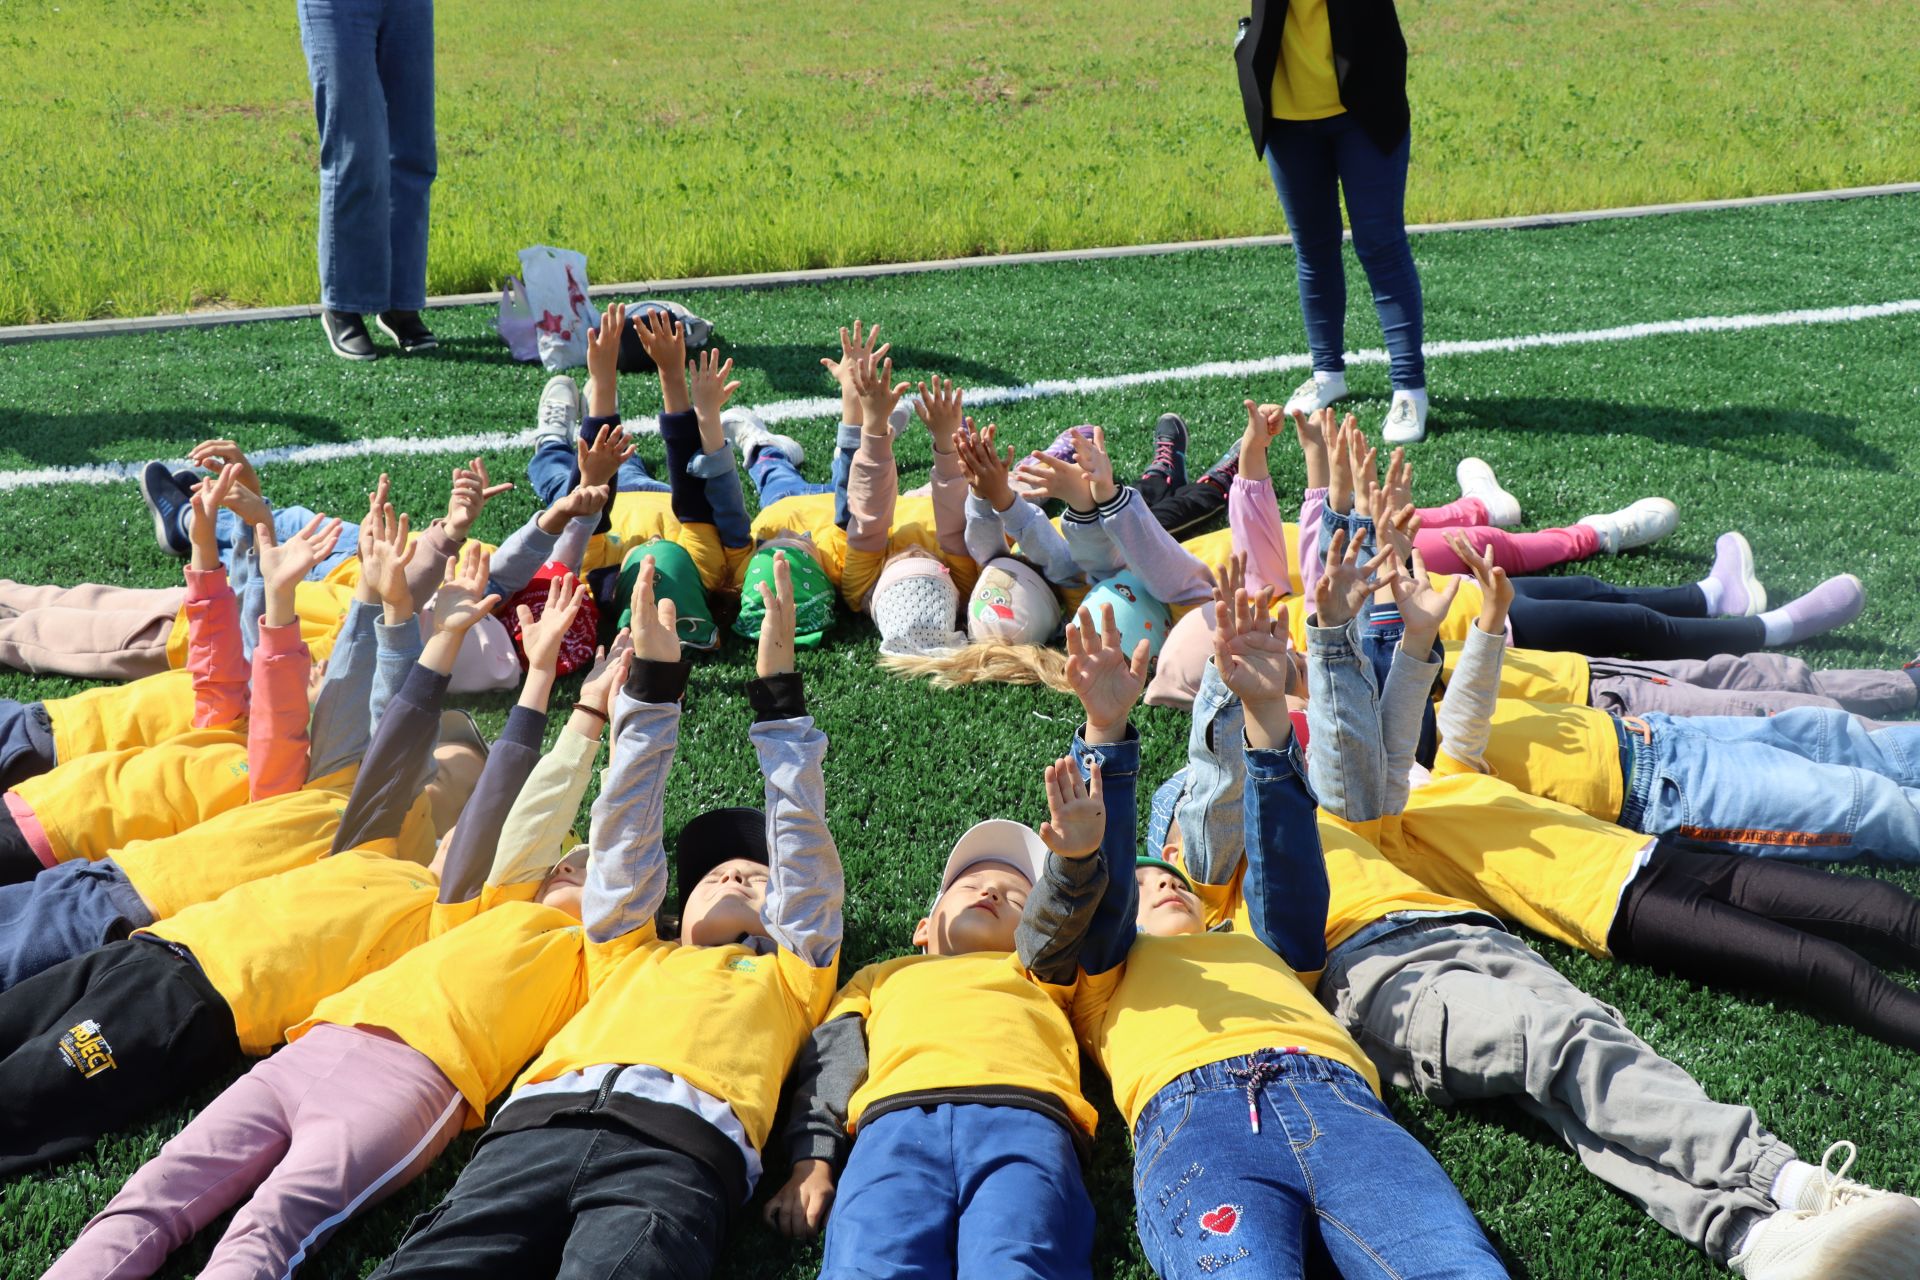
[2,192,1919,1278]
[5,0,1920,324]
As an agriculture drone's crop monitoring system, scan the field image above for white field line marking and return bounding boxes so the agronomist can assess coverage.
[3,297,1916,494]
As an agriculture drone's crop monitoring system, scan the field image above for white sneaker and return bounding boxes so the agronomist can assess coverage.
[535,375,582,449]
[723,407,805,467]
[1381,390,1429,444]
[1731,1197,1920,1280]
[1455,457,1521,528]
[1784,1141,1920,1216]
[1283,370,1348,417]
[1578,496,1678,554]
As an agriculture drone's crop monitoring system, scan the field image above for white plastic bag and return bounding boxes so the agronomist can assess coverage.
[516,245,595,372]
[494,274,539,362]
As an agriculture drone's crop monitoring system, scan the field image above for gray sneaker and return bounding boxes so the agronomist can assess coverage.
[535,375,584,450]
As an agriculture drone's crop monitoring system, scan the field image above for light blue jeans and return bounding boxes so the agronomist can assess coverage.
[296,0,437,313]
[1630,708,1920,863]
[194,505,360,582]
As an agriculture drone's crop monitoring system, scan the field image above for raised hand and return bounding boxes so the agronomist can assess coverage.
[1313,526,1395,630]
[1345,424,1380,521]
[851,352,910,433]
[1211,571,1291,707]
[1064,603,1151,743]
[517,571,590,674]
[586,301,627,395]
[1239,399,1282,484]
[187,439,261,497]
[256,512,344,629]
[1387,546,1464,644]
[1443,531,1515,635]
[1376,502,1420,566]
[445,456,513,541]
[187,461,244,570]
[628,556,682,664]
[1038,755,1106,860]
[1381,446,1414,522]
[914,375,964,453]
[690,348,741,423]
[765,1159,836,1241]
[219,478,272,532]
[358,482,419,618]
[547,482,612,526]
[755,550,798,679]
[1325,413,1362,515]
[1011,449,1095,512]
[820,319,889,396]
[1070,425,1117,503]
[577,629,635,715]
[430,543,502,636]
[956,420,1017,512]
[577,424,635,490]
[634,310,690,413]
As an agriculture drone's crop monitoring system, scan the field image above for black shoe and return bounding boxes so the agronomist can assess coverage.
[1197,443,1240,492]
[321,309,378,361]
[139,462,194,557]
[171,468,203,492]
[376,310,439,353]
[1144,412,1189,487]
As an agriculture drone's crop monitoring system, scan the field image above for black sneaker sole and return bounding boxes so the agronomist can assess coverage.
[139,466,189,556]
[323,322,379,362]
[375,314,438,352]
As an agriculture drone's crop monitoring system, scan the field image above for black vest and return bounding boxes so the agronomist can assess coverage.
[1234,0,1411,157]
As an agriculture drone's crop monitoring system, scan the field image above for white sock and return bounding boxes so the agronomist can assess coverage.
[1394,386,1430,410]
[1315,370,1344,389]
[1758,607,1794,646]
[1696,576,1725,616]
[1771,1159,1819,1211]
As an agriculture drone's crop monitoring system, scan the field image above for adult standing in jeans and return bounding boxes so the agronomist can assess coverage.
[1235,0,1429,442]
[297,0,439,361]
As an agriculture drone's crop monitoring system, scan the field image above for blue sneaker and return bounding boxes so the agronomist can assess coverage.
[140,462,193,557]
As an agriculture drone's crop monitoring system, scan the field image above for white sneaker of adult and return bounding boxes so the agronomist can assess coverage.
[1578,497,1678,554]
[1282,370,1348,417]
[1454,457,1521,527]
[534,375,583,449]
[1381,390,1429,444]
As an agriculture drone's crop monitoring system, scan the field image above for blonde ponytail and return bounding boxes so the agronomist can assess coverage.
[878,642,1072,692]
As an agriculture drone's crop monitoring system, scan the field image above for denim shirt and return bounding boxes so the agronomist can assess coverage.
[1305,615,1442,823]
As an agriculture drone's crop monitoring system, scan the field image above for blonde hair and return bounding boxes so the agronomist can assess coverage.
[879,641,1071,692]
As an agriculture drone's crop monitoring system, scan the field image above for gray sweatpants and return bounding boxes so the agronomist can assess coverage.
[1589,653,1920,729]
[1318,920,1792,1262]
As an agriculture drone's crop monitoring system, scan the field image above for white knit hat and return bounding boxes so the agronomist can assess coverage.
[873,561,965,657]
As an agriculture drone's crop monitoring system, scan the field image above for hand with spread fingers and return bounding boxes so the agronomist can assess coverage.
[1387,545,1464,657]
[429,543,503,636]
[1064,602,1151,745]
[445,456,514,542]
[1313,526,1395,630]
[956,421,1018,513]
[1444,530,1515,636]
[357,485,419,622]
[1039,755,1106,860]
[577,424,636,491]
[914,375,964,454]
[257,512,346,629]
[755,550,798,679]
[187,462,245,572]
[517,572,590,676]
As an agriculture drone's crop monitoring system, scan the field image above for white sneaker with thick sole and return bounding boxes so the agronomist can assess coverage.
[1578,497,1678,554]
[724,407,805,467]
[1784,1141,1920,1216]
[1455,457,1521,527]
[535,375,583,450]
[1381,391,1429,444]
[1730,1198,1920,1280]
[1283,371,1348,417]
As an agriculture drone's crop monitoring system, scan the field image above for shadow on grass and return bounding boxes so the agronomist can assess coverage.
[0,409,350,465]
[1440,398,1894,471]
[716,341,1024,397]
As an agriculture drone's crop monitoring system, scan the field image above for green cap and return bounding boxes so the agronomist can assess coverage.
[1135,855,1193,889]
[733,545,835,648]
[618,541,718,652]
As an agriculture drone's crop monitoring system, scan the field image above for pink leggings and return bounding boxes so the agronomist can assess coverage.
[1411,497,1602,576]
[47,1023,466,1280]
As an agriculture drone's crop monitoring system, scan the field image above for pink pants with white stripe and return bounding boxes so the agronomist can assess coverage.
[1411,497,1603,575]
[46,1023,466,1280]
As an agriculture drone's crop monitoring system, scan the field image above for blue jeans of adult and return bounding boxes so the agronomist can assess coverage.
[1264,113,1425,391]
[1132,1053,1506,1279]
[819,1103,1094,1280]
[179,505,361,583]
[296,0,437,314]
[1629,707,1920,863]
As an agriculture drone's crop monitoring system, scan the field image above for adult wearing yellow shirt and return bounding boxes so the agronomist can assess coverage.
[1235,0,1432,443]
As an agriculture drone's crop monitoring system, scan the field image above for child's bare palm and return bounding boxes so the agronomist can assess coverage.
[820,319,888,390]
[578,630,634,712]
[431,544,501,635]
[691,350,741,420]
[1039,756,1105,859]
[577,425,635,489]
[1064,603,1150,733]
[1388,548,1463,633]
[258,512,344,594]
[517,572,588,673]
[1212,582,1291,705]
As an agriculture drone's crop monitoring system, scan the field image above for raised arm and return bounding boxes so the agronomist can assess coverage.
[1305,528,1399,823]
[843,353,908,559]
[307,477,403,780]
[1016,754,1111,986]
[250,506,343,800]
[1229,401,1296,599]
[914,377,971,561]
[182,463,250,729]
[1172,556,1259,888]
[1428,534,1514,773]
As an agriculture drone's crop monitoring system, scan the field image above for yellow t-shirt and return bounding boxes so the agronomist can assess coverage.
[603,491,748,595]
[165,580,356,671]
[516,930,834,1153]
[1281,573,1485,650]
[1446,644,1592,706]
[751,493,979,611]
[141,850,456,1055]
[14,729,251,864]
[294,901,589,1126]
[1477,698,1624,825]
[1369,764,1650,957]
[45,669,200,762]
[1073,933,1379,1129]
[827,951,1095,1139]
[1270,0,1344,121]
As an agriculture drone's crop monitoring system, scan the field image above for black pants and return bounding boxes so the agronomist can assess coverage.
[1612,844,1920,1051]
[0,805,46,888]
[372,1117,728,1279]
[0,937,239,1177]
[1138,472,1227,537]
[1508,577,1766,661]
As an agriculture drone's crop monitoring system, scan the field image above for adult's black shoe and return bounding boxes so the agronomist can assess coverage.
[321,309,378,362]
[376,310,439,353]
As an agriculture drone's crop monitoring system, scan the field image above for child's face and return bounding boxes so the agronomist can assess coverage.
[1135,867,1204,937]
[681,857,772,946]
[536,847,590,919]
[913,863,1031,956]
[425,741,488,841]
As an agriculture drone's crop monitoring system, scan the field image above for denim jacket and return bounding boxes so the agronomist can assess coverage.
[1305,614,1443,823]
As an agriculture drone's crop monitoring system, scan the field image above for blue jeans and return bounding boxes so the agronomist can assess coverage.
[295,0,436,313]
[1265,113,1425,390]
[1630,708,1920,863]
[179,505,361,582]
[0,699,55,790]
[820,1103,1094,1280]
[0,858,151,993]
[1133,1053,1506,1279]
[526,436,668,508]
[746,435,859,527]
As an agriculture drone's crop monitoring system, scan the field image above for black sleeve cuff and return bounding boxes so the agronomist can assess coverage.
[747,672,807,722]
[625,657,693,704]
[583,413,622,435]
[1093,487,1136,520]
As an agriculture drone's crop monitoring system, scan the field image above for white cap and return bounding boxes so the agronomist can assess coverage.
[939,819,1048,896]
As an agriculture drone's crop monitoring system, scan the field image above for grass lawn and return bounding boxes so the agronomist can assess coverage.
[2,192,1920,1278]
[5,0,1920,325]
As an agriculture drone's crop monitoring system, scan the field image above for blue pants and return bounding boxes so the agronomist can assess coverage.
[746,439,857,527]
[0,858,152,993]
[178,505,362,583]
[526,435,669,541]
[659,413,754,550]
[0,699,55,790]
[295,0,437,314]
[1132,1053,1506,1279]
[1633,708,1920,863]
[1264,113,1425,391]
[820,1103,1094,1280]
